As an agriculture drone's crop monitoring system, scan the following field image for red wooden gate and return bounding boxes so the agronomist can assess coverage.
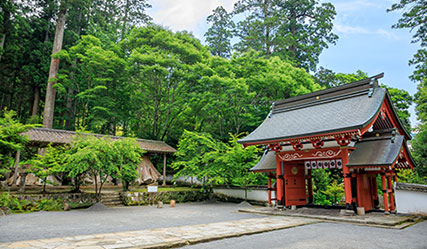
[284,162,306,206]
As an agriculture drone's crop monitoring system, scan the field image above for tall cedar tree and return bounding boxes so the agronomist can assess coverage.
[205,6,234,58]
[43,0,69,128]
[233,0,338,71]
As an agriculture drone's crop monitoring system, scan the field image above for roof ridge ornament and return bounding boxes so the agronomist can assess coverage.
[268,102,275,118]
[368,78,377,97]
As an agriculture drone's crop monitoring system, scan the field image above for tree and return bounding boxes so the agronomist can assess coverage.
[314,67,368,88]
[43,0,70,128]
[205,6,234,58]
[30,144,65,192]
[62,134,142,198]
[63,35,127,134]
[386,86,413,131]
[172,131,264,190]
[172,130,225,187]
[215,134,263,200]
[0,110,36,178]
[114,138,145,191]
[233,0,338,70]
[123,25,209,141]
[187,51,321,141]
[388,0,426,82]
[411,123,427,180]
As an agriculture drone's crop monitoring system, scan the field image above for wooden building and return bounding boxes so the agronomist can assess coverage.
[239,74,415,213]
[16,128,176,186]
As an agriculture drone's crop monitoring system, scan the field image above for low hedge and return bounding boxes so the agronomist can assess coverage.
[122,189,209,206]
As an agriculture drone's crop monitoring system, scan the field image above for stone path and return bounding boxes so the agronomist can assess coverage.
[239,207,421,228]
[0,217,317,249]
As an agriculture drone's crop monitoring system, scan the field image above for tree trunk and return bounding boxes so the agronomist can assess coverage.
[122,0,129,39]
[31,86,40,117]
[11,150,21,186]
[42,0,68,128]
[0,33,5,62]
[264,0,270,56]
[0,0,12,62]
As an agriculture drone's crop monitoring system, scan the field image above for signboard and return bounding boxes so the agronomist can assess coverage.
[304,159,343,170]
[147,185,158,193]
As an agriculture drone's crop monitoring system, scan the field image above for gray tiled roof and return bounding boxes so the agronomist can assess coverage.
[395,182,427,192]
[239,80,386,145]
[22,128,176,154]
[347,134,404,167]
[250,150,276,172]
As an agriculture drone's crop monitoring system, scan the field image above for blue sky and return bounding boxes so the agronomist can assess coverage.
[147,0,420,127]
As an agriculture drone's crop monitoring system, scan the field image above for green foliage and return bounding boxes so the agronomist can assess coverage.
[30,144,66,192]
[172,130,264,189]
[386,86,413,131]
[312,169,344,206]
[0,110,37,178]
[397,169,426,184]
[322,180,344,205]
[411,123,427,179]
[62,134,143,197]
[205,6,234,58]
[388,0,426,82]
[233,0,338,70]
[0,193,64,213]
[314,67,368,88]
[114,138,145,191]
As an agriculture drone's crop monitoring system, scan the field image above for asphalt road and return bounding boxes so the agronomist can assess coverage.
[0,201,261,243]
[184,220,427,249]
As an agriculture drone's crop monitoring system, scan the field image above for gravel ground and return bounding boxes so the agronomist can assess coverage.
[184,220,427,249]
[0,201,262,243]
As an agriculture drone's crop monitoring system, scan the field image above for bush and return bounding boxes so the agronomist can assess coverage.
[0,193,64,213]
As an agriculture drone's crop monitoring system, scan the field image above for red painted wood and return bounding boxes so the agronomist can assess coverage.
[268,173,272,205]
[356,174,374,212]
[275,154,284,207]
[284,162,306,206]
[381,171,389,213]
[342,148,353,210]
[278,147,343,161]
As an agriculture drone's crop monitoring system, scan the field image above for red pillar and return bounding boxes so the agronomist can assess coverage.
[276,155,284,207]
[371,175,379,208]
[381,171,389,213]
[307,169,313,204]
[387,173,395,211]
[268,173,272,205]
[342,148,353,210]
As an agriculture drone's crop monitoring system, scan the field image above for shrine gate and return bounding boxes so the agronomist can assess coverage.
[239,73,415,213]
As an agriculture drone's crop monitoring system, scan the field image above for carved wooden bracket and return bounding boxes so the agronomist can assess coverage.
[334,134,352,146]
[310,138,324,149]
[290,140,303,151]
[267,143,282,152]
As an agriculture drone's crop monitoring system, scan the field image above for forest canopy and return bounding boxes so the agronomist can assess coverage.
[0,0,424,186]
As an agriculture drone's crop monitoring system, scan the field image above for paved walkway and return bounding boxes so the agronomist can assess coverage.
[239,207,420,228]
[0,217,317,249]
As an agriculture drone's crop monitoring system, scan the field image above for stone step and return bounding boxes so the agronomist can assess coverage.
[101,193,121,197]
[103,201,124,206]
[101,197,122,201]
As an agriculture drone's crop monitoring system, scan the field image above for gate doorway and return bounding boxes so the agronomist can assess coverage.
[283,161,306,206]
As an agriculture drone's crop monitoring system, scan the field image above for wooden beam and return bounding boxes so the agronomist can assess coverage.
[11,150,21,186]
[162,153,166,186]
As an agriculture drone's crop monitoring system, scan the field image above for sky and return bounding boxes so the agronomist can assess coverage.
[147,0,421,127]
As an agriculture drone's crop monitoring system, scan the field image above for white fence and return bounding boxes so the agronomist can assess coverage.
[213,187,275,203]
[395,182,427,214]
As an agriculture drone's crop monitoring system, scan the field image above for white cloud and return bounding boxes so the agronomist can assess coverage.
[148,0,237,34]
[334,23,399,40]
[330,0,386,12]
